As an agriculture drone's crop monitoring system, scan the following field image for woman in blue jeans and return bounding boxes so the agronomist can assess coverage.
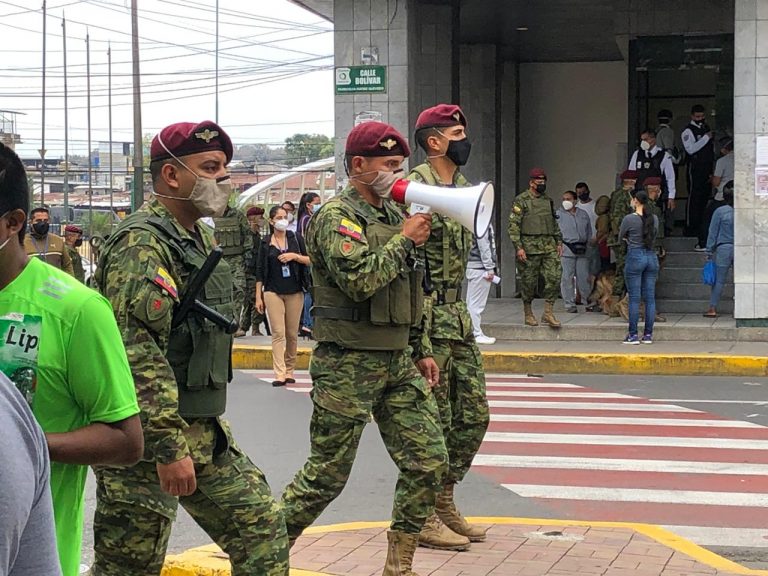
[619,190,659,344]
[704,182,734,318]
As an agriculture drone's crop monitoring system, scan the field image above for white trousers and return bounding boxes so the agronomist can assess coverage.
[465,268,492,337]
[560,255,592,307]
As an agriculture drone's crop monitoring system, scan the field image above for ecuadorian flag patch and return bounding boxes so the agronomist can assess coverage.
[338,218,363,241]
[152,266,178,298]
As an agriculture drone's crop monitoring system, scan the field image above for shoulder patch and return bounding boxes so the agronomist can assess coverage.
[340,240,356,256]
[338,218,363,241]
[152,266,178,298]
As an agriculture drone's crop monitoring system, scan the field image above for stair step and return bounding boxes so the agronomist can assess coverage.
[655,298,734,314]
[658,266,734,284]
[655,282,733,300]
[663,251,710,267]
[663,237,701,252]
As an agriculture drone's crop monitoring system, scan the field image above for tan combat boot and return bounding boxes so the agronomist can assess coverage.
[523,302,538,326]
[541,301,561,328]
[435,484,488,542]
[418,513,471,551]
[383,531,421,576]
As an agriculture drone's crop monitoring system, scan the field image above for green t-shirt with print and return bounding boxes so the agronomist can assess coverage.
[0,257,140,576]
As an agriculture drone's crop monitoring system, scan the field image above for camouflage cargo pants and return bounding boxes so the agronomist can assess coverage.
[612,243,627,297]
[281,343,448,538]
[92,442,288,575]
[231,264,246,326]
[518,252,562,303]
[431,337,490,484]
[240,276,265,332]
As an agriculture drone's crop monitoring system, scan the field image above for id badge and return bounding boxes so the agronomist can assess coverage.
[281,264,291,278]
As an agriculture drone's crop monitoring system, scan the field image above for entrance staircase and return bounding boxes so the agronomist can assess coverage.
[657,236,733,315]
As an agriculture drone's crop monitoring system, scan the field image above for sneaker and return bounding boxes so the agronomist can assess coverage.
[622,334,640,345]
[694,244,707,252]
[641,333,653,344]
[565,306,578,313]
[475,335,496,345]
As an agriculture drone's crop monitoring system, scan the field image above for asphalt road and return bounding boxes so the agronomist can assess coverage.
[78,371,768,570]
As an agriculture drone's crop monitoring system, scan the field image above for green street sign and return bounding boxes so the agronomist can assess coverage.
[335,66,387,94]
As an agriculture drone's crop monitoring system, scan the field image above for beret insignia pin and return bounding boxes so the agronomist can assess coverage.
[452,112,461,121]
[195,129,219,143]
[379,138,397,150]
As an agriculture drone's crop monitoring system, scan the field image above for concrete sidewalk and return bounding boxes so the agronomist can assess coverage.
[162,518,767,576]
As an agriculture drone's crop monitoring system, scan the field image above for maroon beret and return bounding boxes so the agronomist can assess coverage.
[151,121,233,164]
[620,170,639,180]
[529,167,547,179]
[643,176,662,186]
[246,206,264,217]
[346,121,411,157]
[415,104,467,131]
[64,224,83,234]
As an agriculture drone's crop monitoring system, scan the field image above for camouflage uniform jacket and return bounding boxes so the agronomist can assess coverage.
[306,185,421,339]
[67,245,85,283]
[647,200,665,252]
[609,187,633,247]
[96,199,228,465]
[407,162,474,358]
[243,231,261,281]
[508,189,563,255]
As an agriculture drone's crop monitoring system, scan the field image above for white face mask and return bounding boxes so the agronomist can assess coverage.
[152,135,232,218]
[640,140,651,152]
[273,219,290,232]
[285,213,295,223]
[562,200,574,211]
[352,169,403,198]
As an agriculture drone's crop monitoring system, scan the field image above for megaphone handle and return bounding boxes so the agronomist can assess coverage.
[410,203,431,215]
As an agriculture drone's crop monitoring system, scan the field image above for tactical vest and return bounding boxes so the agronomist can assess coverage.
[409,163,471,288]
[634,148,669,197]
[96,211,234,418]
[687,122,715,165]
[312,198,423,351]
[520,194,558,236]
[212,213,245,257]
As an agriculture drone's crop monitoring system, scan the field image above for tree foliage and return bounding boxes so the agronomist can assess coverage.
[284,133,334,166]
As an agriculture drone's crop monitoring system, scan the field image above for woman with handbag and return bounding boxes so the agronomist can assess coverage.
[619,190,660,344]
[255,205,311,386]
[704,182,734,318]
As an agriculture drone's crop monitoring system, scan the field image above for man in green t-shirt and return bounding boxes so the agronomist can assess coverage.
[0,143,144,576]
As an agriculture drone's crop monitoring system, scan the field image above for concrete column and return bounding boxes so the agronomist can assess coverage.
[333,0,411,180]
[733,0,768,323]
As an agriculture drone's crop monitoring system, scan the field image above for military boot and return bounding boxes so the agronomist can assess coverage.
[418,514,470,551]
[383,531,421,576]
[435,484,488,542]
[541,301,561,328]
[523,302,538,326]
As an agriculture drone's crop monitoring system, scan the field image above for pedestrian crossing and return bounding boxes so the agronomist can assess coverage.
[240,369,768,548]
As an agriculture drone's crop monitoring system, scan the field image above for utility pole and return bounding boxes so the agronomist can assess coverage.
[40,0,47,207]
[86,31,93,233]
[62,14,69,221]
[108,42,113,220]
[131,0,143,211]
[215,0,219,123]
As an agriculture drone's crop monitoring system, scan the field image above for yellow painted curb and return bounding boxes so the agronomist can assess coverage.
[232,345,768,376]
[162,517,768,576]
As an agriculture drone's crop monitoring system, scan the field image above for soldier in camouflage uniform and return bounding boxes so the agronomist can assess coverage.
[213,203,250,331]
[508,167,563,327]
[642,176,667,323]
[63,224,86,283]
[407,104,489,552]
[92,121,288,576]
[238,206,267,336]
[608,170,638,316]
[281,121,448,576]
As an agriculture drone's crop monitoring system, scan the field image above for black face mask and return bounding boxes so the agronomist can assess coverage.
[535,183,547,194]
[445,138,472,166]
[32,221,49,236]
[578,192,590,202]
[74,238,83,247]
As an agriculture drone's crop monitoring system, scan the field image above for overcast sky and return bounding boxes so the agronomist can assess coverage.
[0,0,334,159]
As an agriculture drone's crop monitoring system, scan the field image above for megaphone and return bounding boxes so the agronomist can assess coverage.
[390,179,495,237]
